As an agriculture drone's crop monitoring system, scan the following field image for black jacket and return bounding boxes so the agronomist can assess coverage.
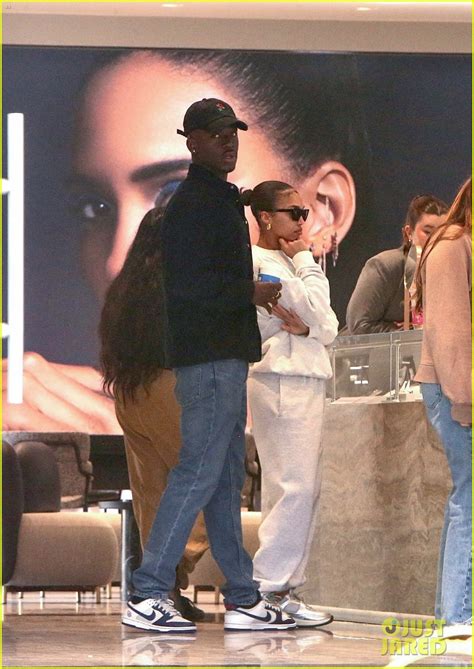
[160,163,262,367]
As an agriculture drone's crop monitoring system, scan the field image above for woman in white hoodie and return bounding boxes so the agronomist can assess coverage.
[242,181,338,627]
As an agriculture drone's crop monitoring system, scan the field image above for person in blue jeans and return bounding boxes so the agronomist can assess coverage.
[414,177,472,636]
[122,98,295,633]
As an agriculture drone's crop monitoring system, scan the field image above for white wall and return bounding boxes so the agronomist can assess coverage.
[4,14,470,53]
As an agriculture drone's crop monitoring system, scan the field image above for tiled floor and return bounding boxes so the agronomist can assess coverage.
[2,590,472,667]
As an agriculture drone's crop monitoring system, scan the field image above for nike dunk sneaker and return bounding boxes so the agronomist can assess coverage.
[264,591,333,628]
[122,596,197,632]
[224,597,296,630]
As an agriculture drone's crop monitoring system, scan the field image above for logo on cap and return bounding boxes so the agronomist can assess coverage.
[177,98,248,137]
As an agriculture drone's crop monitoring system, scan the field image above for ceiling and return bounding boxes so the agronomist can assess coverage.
[2,2,472,23]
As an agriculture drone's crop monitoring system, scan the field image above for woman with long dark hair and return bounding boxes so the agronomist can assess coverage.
[414,177,472,635]
[99,208,208,621]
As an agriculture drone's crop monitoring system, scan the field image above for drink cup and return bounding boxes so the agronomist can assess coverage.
[258,272,280,283]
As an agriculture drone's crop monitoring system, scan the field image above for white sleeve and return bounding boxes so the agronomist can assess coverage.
[256,308,282,343]
[281,250,339,345]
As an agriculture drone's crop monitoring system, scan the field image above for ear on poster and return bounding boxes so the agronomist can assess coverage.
[297,160,356,254]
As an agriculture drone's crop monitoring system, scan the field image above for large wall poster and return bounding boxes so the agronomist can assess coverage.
[2,46,470,432]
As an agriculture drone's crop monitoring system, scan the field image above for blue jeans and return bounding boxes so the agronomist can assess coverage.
[132,359,259,606]
[422,383,472,625]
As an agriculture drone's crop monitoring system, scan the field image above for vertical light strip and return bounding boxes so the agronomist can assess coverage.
[7,113,24,404]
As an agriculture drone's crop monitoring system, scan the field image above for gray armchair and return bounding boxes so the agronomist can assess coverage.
[2,431,93,510]
[2,440,118,602]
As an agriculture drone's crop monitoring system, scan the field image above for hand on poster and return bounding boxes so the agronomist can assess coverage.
[2,354,122,434]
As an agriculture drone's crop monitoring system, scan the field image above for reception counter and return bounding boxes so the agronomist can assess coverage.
[306,399,450,616]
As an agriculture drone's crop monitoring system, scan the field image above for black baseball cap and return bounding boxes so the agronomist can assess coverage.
[177,98,248,137]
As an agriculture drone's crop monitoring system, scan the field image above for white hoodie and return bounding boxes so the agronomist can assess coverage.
[250,246,338,378]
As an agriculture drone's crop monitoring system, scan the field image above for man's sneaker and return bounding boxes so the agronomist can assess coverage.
[122,597,197,632]
[224,598,296,630]
[264,591,333,628]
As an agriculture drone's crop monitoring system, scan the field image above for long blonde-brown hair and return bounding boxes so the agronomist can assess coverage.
[415,177,472,312]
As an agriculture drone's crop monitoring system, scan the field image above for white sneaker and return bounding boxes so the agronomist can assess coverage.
[224,597,296,631]
[438,623,472,638]
[122,597,197,633]
[264,592,333,628]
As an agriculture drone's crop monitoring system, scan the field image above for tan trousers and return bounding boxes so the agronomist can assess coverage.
[114,370,209,589]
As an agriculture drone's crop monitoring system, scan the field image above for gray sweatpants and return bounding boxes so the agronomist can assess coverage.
[248,372,325,593]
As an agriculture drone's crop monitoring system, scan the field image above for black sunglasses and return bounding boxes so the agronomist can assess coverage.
[271,207,309,222]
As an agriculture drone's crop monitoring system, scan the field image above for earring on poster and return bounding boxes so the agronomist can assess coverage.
[331,228,339,268]
[266,222,272,230]
[319,196,331,275]
[317,195,339,272]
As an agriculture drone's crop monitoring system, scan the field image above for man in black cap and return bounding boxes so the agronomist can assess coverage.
[122,98,293,633]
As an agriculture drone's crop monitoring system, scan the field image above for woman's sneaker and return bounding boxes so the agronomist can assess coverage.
[122,596,197,632]
[264,591,333,628]
[224,597,296,630]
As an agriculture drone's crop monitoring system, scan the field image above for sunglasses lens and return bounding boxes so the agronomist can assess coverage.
[273,208,309,221]
[292,208,309,221]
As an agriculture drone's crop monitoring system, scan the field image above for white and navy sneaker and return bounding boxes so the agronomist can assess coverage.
[122,596,197,633]
[264,591,333,628]
[224,597,296,631]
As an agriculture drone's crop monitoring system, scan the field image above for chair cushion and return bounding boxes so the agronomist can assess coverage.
[7,512,119,588]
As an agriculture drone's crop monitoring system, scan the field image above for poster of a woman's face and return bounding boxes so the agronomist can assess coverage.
[2,46,470,432]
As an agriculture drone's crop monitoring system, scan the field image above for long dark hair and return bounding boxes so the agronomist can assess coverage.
[414,177,472,312]
[99,208,168,401]
[76,49,369,187]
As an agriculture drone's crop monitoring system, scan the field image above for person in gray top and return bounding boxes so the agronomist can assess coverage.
[346,194,448,334]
